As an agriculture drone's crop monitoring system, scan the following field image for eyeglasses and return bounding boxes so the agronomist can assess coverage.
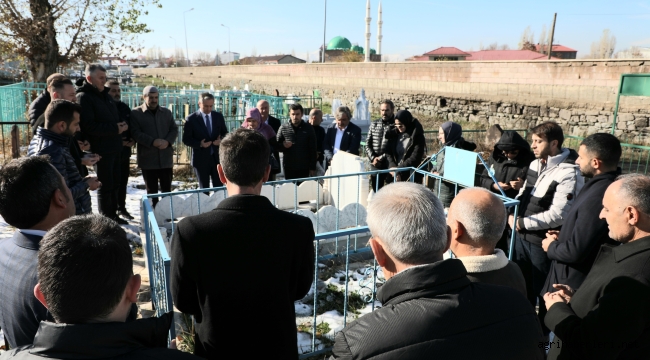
[395,124,405,129]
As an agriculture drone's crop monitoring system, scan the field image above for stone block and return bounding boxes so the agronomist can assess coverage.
[634,118,649,128]
[618,113,634,122]
[559,109,572,121]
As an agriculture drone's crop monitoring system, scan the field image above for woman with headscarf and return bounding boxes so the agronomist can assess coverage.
[385,110,426,183]
[434,121,477,207]
[479,130,535,199]
[242,107,280,179]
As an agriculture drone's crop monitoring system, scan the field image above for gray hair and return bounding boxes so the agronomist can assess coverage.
[310,108,323,118]
[450,188,506,246]
[335,106,352,121]
[617,174,650,215]
[367,182,447,265]
[84,64,106,77]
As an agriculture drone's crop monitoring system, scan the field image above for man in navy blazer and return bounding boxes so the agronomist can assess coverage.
[0,156,75,349]
[182,92,228,189]
[323,106,362,165]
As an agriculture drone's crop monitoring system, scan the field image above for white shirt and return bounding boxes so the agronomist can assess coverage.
[333,126,347,154]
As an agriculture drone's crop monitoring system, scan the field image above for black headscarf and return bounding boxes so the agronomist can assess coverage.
[440,121,462,146]
[395,110,416,135]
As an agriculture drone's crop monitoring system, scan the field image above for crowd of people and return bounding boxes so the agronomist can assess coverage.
[0,66,649,359]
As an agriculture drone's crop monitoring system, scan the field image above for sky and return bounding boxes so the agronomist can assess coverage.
[132,0,650,61]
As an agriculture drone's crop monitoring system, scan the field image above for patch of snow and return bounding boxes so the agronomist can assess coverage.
[297,332,323,355]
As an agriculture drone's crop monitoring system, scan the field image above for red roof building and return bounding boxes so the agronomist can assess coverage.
[420,47,471,61]
[465,50,559,61]
[534,44,577,59]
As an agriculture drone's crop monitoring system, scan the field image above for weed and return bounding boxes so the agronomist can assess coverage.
[317,284,365,315]
[176,313,195,354]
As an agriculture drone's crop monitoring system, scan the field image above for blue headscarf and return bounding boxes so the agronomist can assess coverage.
[440,121,462,146]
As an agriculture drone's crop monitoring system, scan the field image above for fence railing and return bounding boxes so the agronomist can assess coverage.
[565,135,650,175]
[142,165,520,357]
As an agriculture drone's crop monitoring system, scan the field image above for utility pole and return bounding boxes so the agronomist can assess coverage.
[322,0,327,63]
[548,13,557,60]
[183,8,194,67]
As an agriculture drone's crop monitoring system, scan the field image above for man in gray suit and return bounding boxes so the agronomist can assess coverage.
[0,156,75,348]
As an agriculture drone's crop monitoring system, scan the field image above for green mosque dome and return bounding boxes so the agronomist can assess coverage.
[351,45,364,54]
[365,48,377,55]
[327,36,352,50]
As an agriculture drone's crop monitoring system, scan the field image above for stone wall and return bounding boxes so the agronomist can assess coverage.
[135,60,650,142]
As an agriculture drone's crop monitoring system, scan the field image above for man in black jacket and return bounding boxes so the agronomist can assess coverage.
[107,81,135,219]
[28,100,101,215]
[171,129,314,359]
[543,174,650,359]
[0,214,197,360]
[309,108,326,168]
[323,106,362,165]
[260,99,281,179]
[365,100,395,192]
[541,133,621,295]
[330,182,543,360]
[77,64,129,223]
[448,187,527,297]
[276,103,317,180]
[28,73,65,128]
[0,157,75,349]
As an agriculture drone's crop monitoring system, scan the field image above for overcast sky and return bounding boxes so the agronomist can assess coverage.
[132,0,650,61]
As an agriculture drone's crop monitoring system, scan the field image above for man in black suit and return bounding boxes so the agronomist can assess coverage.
[171,129,314,359]
[182,92,228,190]
[0,156,75,349]
[323,106,362,166]
[257,99,281,133]
[309,108,326,168]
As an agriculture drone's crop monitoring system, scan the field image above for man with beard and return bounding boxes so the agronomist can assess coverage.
[541,133,621,294]
[106,80,136,219]
[28,100,101,215]
[365,100,395,192]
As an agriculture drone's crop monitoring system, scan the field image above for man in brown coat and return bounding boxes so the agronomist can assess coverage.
[130,86,178,207]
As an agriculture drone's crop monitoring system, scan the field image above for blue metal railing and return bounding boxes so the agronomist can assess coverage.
[142,163,520,357]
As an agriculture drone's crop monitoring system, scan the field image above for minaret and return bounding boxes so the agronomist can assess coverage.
[365,0,371,62]
[377,1,383,57]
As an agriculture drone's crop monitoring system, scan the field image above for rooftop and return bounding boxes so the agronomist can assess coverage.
[534,44,577,53]
[465,50,559,61]
[423,47,471,56]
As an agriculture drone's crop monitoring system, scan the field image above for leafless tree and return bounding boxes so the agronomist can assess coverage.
[518,26,535,50]
[194,51,214,66]
[589,29,616,59]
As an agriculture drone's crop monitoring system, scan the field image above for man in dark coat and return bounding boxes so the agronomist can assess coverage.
[171,129,314,359]
[27,100,100,215]
[131,86,178,207]
[259,99,281,179]
[76,64,129,223]
[309,108,326,167]
[1,215,197,360]
[480,130,535,199]
[182,92,228,190]
[276,103,317,180]
[0,156,75,349]
[448,188,527,296]
[28,73,65,129]
[107,81,135,219]
[330,182,543,360]
[541,133,621,295]
[323,106,362,165]
[543,174,650,359]
[365,100,395,192]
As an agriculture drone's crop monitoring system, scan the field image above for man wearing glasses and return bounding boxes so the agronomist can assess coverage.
[183,92,229,190]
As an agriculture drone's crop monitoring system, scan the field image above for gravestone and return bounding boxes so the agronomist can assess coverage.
[485,124,504,147]
[352,89,370,125]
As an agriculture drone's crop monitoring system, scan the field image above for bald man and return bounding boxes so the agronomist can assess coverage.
[257,100,281,134]
[448,188,527,296]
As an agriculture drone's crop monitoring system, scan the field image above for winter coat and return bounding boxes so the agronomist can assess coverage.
[330,259,544,360]
[386,119,426,181]
[480,131,535,198]
[545,237,650,359]
[130,104,178,170]
[459,249,528,297]
[515,148,584,245]
[542,169,620,294]
[364,116,394,168]
[276,120,317,171]
[435,137,477,207]
[28,128,91,215]
[0,312,198,359]
[76,81,122,154]
[28,90,50,128]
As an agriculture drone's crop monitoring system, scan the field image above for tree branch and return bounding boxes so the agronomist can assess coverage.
[63,0,90,58]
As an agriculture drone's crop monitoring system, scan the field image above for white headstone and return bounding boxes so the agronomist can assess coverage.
[352,89,370,125]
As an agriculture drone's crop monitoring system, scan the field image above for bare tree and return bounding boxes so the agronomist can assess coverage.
[291,48,296,57]
[215,48,221,65]
[538,25,547,54]
[518,26,535,50]
[305,52,310,63]
[498,44,510,50]
[589,29,616,59]
[0,0,161,82]
[251,46,257,57]
[156,47,165,60]
[194,51,214,66]
[174,47,187,67]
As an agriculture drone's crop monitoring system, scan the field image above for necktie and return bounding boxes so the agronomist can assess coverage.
[205,114,212,137]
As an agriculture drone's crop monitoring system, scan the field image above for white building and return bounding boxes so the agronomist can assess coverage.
[218,52,240,65]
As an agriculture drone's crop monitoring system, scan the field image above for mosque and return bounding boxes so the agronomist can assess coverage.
[319,0,383,62]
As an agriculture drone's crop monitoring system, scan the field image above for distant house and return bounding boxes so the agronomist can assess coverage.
[535,44,577,59]
[239,55,306,65]
[219,52,240,65]
[465,50,559,61]
[408,47,471,61]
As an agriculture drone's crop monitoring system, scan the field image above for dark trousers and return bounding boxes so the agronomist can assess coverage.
[369,164,390,193]
[284,168,310,181]
[513,236,552,334]
[194,165,222,191]
[117,146,132,211]
[94,152,121,219]
[142,168,173,207]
